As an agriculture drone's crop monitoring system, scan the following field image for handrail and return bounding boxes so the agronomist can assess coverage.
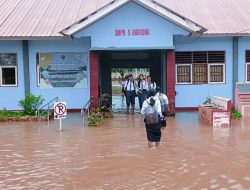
[81,98,92,127]
[81,98,91,117]
[35,97,59,120]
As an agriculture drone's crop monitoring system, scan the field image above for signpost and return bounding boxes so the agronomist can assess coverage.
[54,102,67,131]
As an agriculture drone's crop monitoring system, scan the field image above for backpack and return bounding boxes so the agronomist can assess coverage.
[144,100,159,125]
[159,94,168,113]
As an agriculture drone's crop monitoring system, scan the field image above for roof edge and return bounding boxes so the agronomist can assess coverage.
[60,0,207,36]
[60,0,128,36]
[140,0,207,34]
[0,36,72,40]
[202,33,250,37]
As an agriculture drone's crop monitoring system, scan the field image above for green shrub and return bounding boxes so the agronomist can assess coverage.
[231,107,242,120]
[18,93,45,115]
[88,108,104,127]
[0,110,25,118]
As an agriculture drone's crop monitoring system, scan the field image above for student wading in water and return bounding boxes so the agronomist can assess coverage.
[156,86,169,127]
[124,74,137,114]
[141,89,163,148]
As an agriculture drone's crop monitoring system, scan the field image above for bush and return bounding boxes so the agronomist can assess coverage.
[18,93,45,115]
[88,108,104,127]
[231,107,242,120]
[0,110,25,118]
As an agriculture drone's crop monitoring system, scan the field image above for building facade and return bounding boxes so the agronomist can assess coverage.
[0,0,250,112]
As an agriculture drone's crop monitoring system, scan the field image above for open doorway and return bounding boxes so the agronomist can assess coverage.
[99,50,164,113]
[111,68,150,113]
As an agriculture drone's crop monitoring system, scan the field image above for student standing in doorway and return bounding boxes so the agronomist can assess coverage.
[137,74,144,109]
[147,76,156,90]
[124,74,137,114]
[121,75,128,97]
[142,75,156,103]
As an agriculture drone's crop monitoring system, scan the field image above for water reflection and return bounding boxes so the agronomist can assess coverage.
[212,126,231,138]
[112,95,140,113]
[0,113,250,189]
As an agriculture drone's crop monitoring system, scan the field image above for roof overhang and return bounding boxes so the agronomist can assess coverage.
[0,36,72,40]
[60,0,207,37]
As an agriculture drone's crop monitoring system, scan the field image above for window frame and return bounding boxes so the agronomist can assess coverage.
[0,53,18,87]
[37,65,41,87]
[176,64,192,84]
[176,51,226,85]
[192,63,208,84]
[208,63,225,84]
[0,65,18,87]
[246,62,250,83]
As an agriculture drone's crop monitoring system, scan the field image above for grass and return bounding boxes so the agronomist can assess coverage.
[0,111,25,118]
[0,110,48,118]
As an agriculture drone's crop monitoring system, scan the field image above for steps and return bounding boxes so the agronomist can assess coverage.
[235,83,250,118]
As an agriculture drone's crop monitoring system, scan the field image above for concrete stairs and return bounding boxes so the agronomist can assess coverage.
[235,83,250,118]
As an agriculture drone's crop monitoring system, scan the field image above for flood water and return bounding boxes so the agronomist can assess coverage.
[1,112,250,190]
[112,95,140,113]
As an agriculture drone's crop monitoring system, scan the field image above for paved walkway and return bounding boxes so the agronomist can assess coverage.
[0,113,250,189]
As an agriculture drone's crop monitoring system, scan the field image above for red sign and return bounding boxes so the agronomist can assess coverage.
[115,29,150,37]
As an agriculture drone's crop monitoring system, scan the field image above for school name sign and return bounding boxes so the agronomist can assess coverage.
[115,28,150,37]
[38,52,88,89]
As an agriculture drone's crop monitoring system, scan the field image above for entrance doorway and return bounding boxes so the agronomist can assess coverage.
[111,68,150,113]
[99,50,165,113]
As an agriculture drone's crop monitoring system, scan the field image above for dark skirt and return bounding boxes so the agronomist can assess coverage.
[145,122,161,142]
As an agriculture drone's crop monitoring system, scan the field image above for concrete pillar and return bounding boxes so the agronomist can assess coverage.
[22,40,30,94]
[232,37,239,101]
[166,50,176,114]
[162,50,167,94]
[90,51,99,106]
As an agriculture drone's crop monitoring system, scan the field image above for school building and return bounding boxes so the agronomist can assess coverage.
[1,0,250,112]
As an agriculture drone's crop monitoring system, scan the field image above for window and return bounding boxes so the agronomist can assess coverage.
[246,51,250,82]
[176,51,225,84]
[193,64,208,84]
[0,53,17,86]
[209,64,225,83]
[247,64,250,82]
[36,53,40,86]
[176,64,192,84]
[192,52,208,84]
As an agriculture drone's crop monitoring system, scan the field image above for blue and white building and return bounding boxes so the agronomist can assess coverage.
[0,0,250,112]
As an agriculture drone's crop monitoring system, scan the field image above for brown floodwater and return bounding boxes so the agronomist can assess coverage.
[1,112,250,190]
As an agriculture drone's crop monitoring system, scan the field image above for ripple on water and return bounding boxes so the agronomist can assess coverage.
[0,113,250,189]
[244,176,250,181]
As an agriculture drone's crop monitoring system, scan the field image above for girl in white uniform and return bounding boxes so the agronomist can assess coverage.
[142,75,156,104]
[156,86,169,127]
[141,89,162,148]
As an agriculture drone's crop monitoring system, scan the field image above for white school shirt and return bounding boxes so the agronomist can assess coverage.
[156,92,169,104]
[137,80,144,90]
[142,81,156,91]
[125,80,137,91]
[121,81,126,88]
[141,96,162,117]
